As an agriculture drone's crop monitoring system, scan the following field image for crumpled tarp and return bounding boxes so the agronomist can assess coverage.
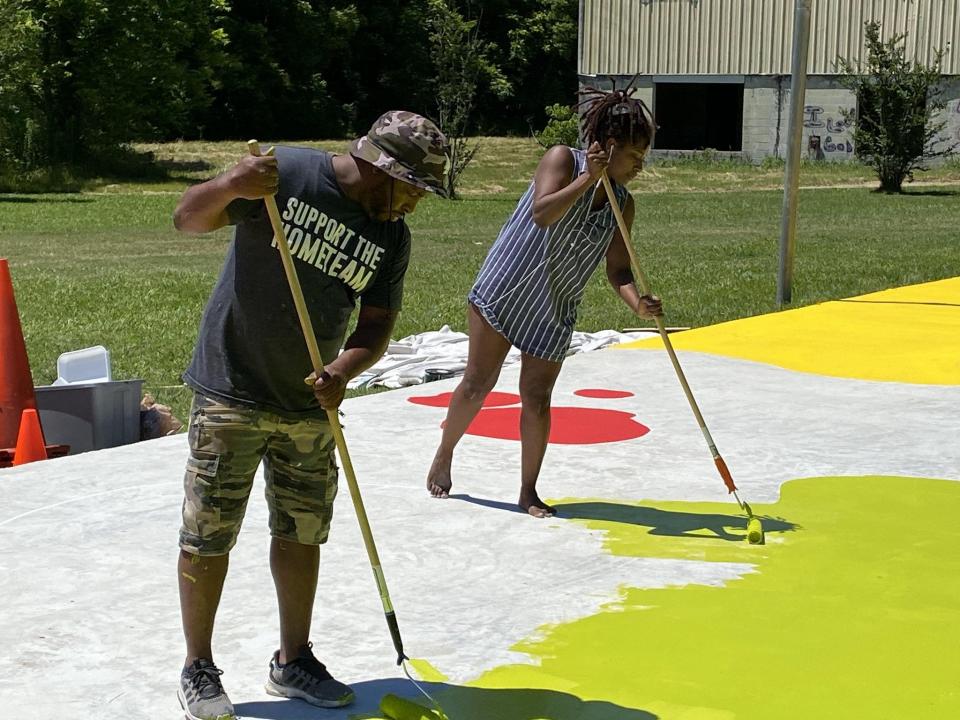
[347,326,658,390]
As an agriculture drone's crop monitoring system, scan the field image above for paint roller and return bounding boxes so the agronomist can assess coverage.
[381,693,448,720]
[248,140,452,715]
[598,157,764,545]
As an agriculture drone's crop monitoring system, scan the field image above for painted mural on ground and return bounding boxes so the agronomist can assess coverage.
[376,278,960,719]
[409,388,649,444]
[619,277,960,385]
[378,475,958,719]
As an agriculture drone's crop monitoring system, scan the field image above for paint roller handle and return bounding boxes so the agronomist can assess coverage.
[713,455,738,494]
[246,140,326,375]
[386,611,407,665]
[599,169,733,483]
[249,139,415,663]
[597,170,653,297]
[599,164,757,541]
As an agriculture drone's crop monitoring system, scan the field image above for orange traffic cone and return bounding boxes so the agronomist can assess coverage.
[0,258,37,450]
[12,408,47,465]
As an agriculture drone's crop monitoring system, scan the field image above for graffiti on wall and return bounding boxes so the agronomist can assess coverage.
[803,105,854,160]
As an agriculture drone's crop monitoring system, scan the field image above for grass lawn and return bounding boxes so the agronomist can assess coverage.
[2,137,958,422]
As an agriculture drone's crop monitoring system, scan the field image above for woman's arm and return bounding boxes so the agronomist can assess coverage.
[531,141,609,228]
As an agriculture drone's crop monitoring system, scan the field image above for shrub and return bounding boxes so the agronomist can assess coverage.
[536,104,580,148]
[837,22,958,192]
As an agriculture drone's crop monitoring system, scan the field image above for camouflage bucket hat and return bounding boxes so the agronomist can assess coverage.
[349,110,452,199]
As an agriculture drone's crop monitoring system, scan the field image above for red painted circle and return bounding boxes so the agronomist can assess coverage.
[408,391,521,408]
[461,406,649,445]
[573,388,635,399]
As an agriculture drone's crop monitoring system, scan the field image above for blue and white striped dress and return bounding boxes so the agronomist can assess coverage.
[468,147,629,362]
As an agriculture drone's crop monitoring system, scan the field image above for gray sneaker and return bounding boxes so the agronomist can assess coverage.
[178,659,236,720]
[265,642,355,708]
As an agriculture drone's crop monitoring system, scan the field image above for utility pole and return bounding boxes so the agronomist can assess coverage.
[778,0,813,306]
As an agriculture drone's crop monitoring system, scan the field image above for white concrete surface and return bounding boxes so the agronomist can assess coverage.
[1,347,956,718]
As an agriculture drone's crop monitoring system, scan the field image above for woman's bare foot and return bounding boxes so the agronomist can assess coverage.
[519,490,556,518]
[427,454,453,498]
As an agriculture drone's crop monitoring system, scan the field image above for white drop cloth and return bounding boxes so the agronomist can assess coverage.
[346,326,658,390]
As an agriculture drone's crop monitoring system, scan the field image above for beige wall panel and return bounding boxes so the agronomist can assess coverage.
[580,0,960,76]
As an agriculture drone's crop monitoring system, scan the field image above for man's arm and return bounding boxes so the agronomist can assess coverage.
[173,154,279,234]
[605,194,663,319]
[309,304,398,409]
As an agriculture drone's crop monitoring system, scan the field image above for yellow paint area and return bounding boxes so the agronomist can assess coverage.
[618,277,960,385]
[426,476,959,719]
[408,658,449,684]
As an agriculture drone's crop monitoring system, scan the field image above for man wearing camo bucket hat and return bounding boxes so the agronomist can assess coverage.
[171,111,449,720]
[350,109,451,199]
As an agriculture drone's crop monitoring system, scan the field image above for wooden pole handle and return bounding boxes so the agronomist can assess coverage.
[246,141,325,374]
[598,170,653,298]
[247,140,407,656]
[598,169,733,490]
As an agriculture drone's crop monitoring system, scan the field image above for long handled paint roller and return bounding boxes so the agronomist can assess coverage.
[598,164,763,544]
[247,141,452,715]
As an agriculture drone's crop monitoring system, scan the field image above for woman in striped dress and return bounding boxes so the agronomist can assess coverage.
[427,87,662,517]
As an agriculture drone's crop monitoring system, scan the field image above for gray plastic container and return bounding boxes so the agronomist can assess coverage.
[34,379,143,455]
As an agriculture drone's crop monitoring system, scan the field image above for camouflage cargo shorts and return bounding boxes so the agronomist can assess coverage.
[179,393,339,555]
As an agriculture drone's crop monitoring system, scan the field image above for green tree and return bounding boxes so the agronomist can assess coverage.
[342,1,436,132]
[506,0,579,134]
[201,0,361,140]
[535,103,579,148]
[0,0,228,173]
[0,1,44,172]
[837,21,957,193]
[427,0,508,198]
[0,0,583,170]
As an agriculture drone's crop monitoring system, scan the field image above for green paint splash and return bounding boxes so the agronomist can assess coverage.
[433,476,960,719]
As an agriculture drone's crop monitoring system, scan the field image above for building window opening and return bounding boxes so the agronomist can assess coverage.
[654,82,744,151]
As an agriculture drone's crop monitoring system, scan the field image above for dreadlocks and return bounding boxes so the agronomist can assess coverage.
[576,79,656,149]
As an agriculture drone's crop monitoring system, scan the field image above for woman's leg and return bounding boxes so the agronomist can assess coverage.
[427,304,512,497]
[517,352,564,517]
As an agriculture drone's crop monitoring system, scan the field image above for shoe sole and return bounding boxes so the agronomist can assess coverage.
[264,678,355,708]
[177,686,236,720]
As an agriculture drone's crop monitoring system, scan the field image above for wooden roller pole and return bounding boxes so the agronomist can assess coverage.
[598,169,748,509]
[248,140,409,661]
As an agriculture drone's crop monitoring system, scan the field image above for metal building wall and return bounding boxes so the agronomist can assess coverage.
[580,0,960,76]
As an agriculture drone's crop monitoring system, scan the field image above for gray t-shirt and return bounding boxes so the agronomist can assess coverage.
[184,147,410,417]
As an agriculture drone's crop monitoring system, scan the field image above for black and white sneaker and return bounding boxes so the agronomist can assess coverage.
[265,642,355,708]
[178,658,236,720]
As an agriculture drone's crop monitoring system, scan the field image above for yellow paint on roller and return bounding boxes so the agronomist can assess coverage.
[746,516,764,544]
[380,693,444,720]
[447,477,960,719]
[617,277,960,385]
